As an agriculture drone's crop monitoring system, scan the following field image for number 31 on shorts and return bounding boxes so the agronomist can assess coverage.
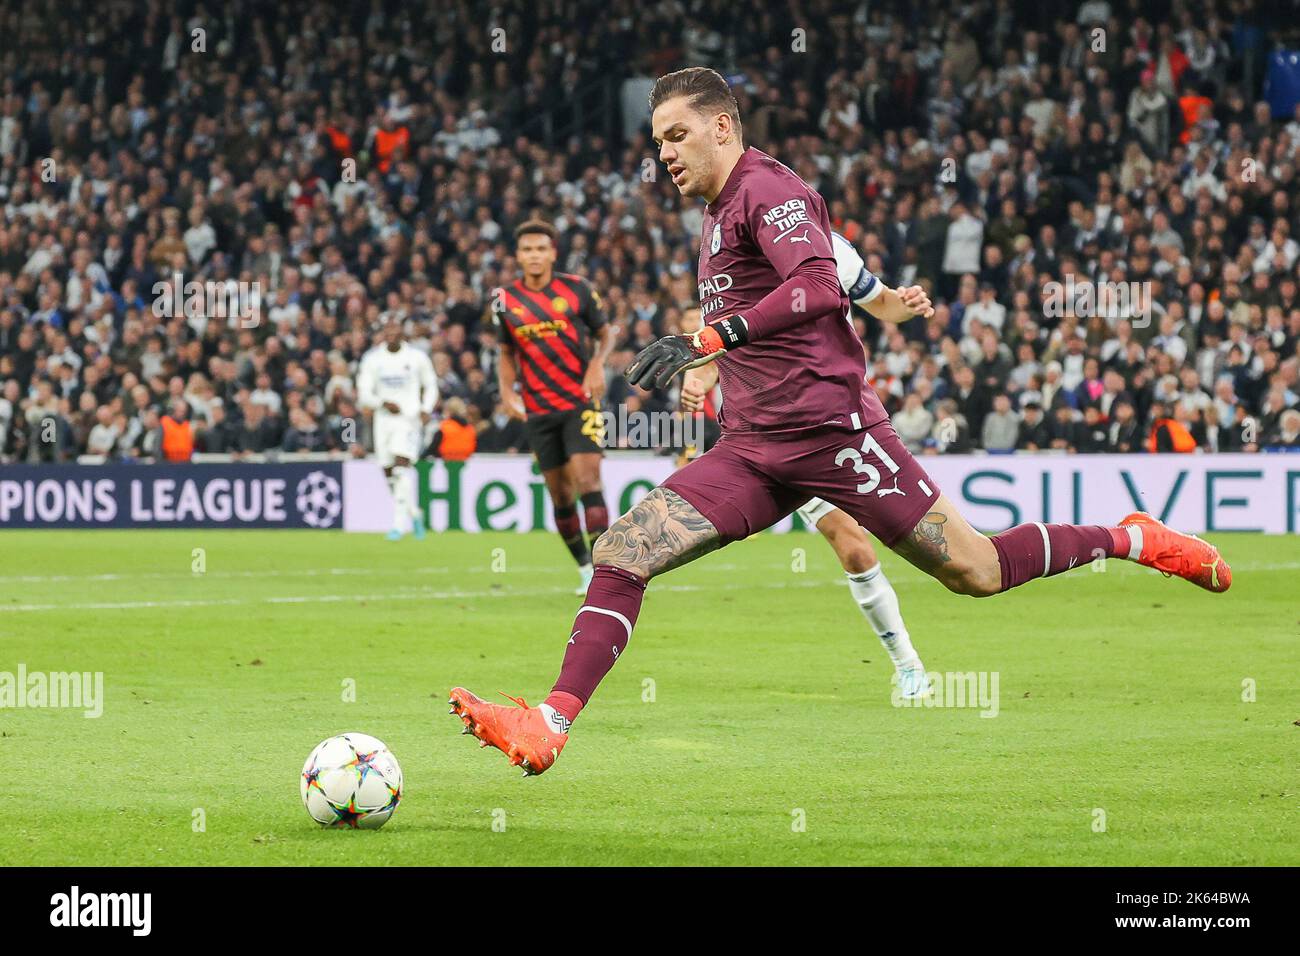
[834,431,900,495]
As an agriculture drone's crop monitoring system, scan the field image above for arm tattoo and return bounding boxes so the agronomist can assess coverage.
[591,487,721,580]
[895,510,952,569]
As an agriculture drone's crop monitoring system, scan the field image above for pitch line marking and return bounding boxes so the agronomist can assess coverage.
[0,579,826,614]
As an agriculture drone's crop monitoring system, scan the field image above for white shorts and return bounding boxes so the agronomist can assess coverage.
[373,414,422,467]
[795,496,839,528]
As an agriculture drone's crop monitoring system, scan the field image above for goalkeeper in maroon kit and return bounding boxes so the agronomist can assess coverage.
[449,68,1231,776]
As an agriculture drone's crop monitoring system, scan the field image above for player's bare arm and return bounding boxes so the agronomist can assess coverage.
[677,306,719,412]
[592,487,721,580]
[496,338,525,420]
[677,309,718,412]
[583,324,615,403]
[864,285,935,323]
[679,364,718,413]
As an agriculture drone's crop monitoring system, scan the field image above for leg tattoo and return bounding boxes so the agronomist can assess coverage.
[895,511,952,570]
[592,487,720,580]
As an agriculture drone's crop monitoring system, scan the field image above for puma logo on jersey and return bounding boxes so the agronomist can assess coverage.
[568,630,580,645]
[876,476,907,498]
[788,229,811,244]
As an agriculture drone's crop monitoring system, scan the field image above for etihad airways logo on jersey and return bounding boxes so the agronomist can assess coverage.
[697,273,733,319]
[513,317,570,341]
[697,273,733,297]
[762,198,811,242]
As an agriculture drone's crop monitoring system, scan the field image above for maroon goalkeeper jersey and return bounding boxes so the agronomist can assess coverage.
[697,147,886,433]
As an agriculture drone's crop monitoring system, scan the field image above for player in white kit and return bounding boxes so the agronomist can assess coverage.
[357,317,438,540]
[681,230,935,698]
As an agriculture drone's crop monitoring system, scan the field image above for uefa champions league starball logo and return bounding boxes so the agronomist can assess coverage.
[295,471,342,528]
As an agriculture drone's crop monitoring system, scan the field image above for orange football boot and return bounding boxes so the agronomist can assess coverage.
[448,687,567,776]
[1119,512,1231,593]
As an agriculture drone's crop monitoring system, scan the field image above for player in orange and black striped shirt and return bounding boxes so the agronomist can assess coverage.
[493,219,615,593]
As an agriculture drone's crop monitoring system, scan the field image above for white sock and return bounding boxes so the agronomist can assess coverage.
[846,564,918,668]
[397,465,420,518]
[389,472,407,531]
[1125,525,1143,560]
[538,703,572,734]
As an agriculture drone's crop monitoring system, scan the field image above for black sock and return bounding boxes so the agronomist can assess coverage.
[580,490,609,553]
[555,504,591,566]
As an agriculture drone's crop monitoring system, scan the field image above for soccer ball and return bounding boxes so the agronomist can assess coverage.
[301,733,403,829]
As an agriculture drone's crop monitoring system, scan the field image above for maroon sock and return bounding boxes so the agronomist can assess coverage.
[554,505,591,566]
[544,564,646,724]
[990,523,1131,592]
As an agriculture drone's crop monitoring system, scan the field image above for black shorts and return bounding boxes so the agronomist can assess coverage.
[524,405,605,471]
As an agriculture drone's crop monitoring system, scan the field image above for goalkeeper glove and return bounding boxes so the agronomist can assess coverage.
[625,317,748,390]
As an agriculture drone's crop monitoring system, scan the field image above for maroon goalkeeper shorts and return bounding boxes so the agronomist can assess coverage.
[662,419,940,547]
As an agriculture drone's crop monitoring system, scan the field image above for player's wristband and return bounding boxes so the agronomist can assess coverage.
[705,315,749,350]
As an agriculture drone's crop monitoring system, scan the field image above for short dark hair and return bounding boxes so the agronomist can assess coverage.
[514,219,558,246]
[649,67,742,142]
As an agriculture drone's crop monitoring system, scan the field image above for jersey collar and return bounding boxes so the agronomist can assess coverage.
[706,147,756,215]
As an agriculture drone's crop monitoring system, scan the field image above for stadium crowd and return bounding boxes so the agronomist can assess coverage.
[2,0,1300,465]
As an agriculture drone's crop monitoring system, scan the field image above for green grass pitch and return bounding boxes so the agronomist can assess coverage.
[0,528,1295,866]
